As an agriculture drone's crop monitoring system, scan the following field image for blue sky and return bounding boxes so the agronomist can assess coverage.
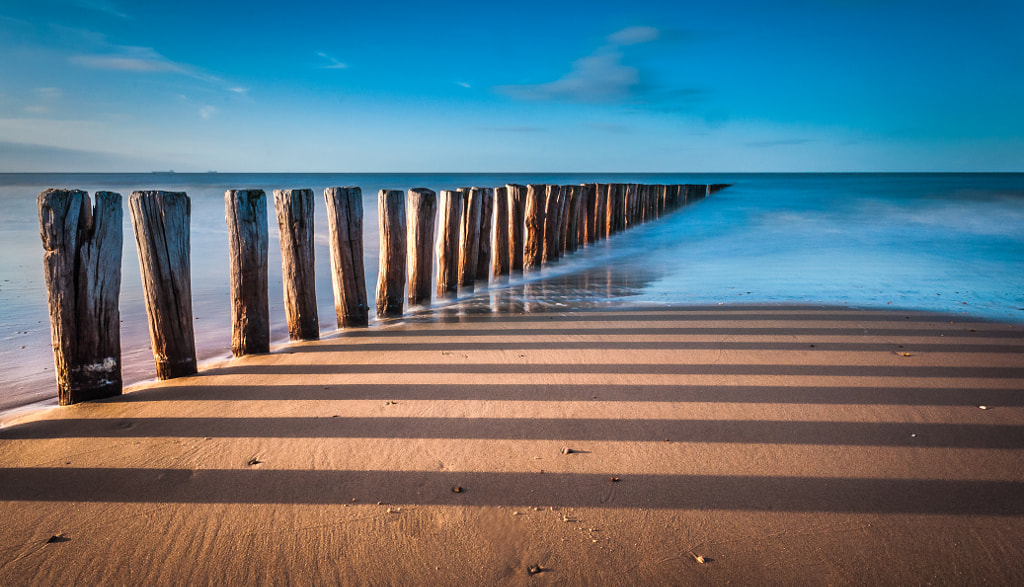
[1,0,1021,172]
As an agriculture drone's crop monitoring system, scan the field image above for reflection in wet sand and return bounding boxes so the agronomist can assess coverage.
[402,263,663,323]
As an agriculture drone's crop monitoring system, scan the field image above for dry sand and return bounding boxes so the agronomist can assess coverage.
[1,304,1023,585]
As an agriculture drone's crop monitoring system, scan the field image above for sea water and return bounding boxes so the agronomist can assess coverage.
[2,173,1023,413]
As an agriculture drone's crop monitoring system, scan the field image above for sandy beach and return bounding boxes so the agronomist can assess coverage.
[2,304,1023,584]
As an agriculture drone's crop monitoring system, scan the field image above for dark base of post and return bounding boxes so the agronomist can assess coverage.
[155,356,198,380]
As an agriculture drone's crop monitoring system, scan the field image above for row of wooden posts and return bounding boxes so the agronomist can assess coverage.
[37,182,728,406]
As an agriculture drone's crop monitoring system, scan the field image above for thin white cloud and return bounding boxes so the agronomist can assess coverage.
[495,26,661,104]
[607,26,659,46]
[317,52,348,69]
[199,105,216,120]
[75,0,129,19]
[65,30,229,87]
[71,53,181,73]
[229,87,250,95]
[496,49,639,104]
[25,105,51,114]
[456,81,471,88]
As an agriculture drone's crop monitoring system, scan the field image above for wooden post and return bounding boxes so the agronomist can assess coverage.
[542,184,561,264]
[376,189,406,318]
[436,190,462,299]
[645,185,656,222]
[682,184,695,206]
[38,189,123,405]
[475,187,493,283]
[324,187,368,328]
[584,184,599,244]
[565,185,581,253]
[643,183,651,222]
[576,184,590,248]
[406,188,437,307]
[225,189,269,356]
[626,184,639,227]
[273,189,318,341]
[630,184,638,225]
[128,190,197,379]
[595,184,608,241]
[491,186,510,279]
[606,184,623,237]
[458,187,482,291]
[556,185,570,255]
[523,184,545,271]
[507,184,526,272]
[667,185,679,212]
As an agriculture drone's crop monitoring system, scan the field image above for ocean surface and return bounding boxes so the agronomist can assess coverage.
[2,173,1023,414]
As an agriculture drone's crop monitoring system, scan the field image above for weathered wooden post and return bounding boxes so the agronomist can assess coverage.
[225,189,269,356]
[645,185,655,222]
[606,184,624,237]
[507,184,526,272]
[458,187,482,291]
[542,184,561,264]
[683,184,696,206]
[38,189,122,404]
[565,185,581,253]
[626,184,639,227]
[585,184,599,244]
[523,184,545,271]
[476,187,493,283]
[491,186,510,280]
[625,184,637,229]
[129,190,197,379]
[621,184,632,229]
[406,188,437,307]
[643,184,651,221]
[556,185,570,255]
[595,184,608,241]
[576,184,590,248]
[666,185,678,212]
[436,189,462,299]
[376,189,406,318]
[324,187,368,328]
[273,189,318,341]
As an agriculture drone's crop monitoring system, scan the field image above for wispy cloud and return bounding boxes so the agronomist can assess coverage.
[607,26,659,45]
[199,105,216,120]
[455,81,472,89]
[317,52,348,69]
[497,49,639,104]
[229,87,250,95]
[24,87,63,114]
[75,0,129,19]
[62,28,230,88]
[495,25,667,105]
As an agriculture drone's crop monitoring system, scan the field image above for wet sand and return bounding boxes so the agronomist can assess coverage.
[2,305,1023,584]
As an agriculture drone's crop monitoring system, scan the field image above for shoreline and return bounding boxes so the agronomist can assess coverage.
[2,304,1022,583]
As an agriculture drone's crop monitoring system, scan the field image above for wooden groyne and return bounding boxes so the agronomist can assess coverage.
[37,181,729,404]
